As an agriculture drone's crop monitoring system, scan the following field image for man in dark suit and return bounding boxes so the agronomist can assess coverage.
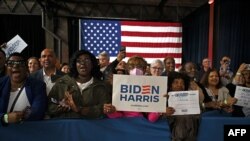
[30,48,64,95]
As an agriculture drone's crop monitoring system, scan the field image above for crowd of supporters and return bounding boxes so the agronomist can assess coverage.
[0,46,249,141]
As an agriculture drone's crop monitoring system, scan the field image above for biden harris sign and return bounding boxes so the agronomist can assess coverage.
[3,34,27,57]
[112,75,168,112]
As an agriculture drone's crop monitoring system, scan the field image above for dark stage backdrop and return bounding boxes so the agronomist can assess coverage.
[0,15,45,59]
[67,17,79,61]
[214,0,250,72]
[182,4,210,70]
[182,0,250,72]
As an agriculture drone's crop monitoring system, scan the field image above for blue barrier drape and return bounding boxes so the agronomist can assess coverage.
[0,117,171,141]
[1,113,250,141]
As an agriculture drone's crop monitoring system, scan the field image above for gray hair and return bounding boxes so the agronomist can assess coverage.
[150,59,164,68]
[98,51,110,60]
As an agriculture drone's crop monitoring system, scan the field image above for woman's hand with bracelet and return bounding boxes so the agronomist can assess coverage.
[8,111,24,123]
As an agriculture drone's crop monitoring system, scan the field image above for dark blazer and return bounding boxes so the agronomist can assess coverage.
[0,67,6,78]
[0,76,47,125]
[30,69,65,82]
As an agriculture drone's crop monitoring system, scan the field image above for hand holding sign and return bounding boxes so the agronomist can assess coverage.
[2,35,28,57]
[234,86,250,108]
[0,43,7,48]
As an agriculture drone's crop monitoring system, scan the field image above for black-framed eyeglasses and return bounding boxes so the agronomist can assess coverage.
[76,58,91,65]
[6,60,26,68]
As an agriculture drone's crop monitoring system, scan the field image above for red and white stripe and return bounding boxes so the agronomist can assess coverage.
[142,85,150,94]
[119,21,182,69]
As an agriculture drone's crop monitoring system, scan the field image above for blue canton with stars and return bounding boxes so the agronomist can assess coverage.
[81,20,121,57]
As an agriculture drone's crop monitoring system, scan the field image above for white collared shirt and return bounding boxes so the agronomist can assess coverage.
[43,69,56,95]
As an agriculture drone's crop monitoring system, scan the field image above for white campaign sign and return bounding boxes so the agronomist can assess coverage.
[234,86,250,108]
[3,34,28,57]
[112,75,168,112]
[168,90,200,115]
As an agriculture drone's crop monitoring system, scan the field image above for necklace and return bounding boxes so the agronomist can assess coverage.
[11,81,25,92]
[208,88,218,101]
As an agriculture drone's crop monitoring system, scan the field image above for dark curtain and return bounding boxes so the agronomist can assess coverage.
[181,4,210,69]
[214,0,250,72]
[67,17,79,60]
[0,15,45,59]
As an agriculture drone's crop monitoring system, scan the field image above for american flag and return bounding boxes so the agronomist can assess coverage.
[80,19,182,68]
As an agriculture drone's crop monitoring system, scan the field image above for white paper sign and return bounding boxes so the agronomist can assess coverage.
[112,75,168,113]
[242,107,250,117]
[168,90,200,115]
[234,86,250,108]
[3,34,28,57]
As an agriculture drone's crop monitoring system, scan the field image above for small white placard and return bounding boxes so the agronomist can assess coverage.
[168,90,200,115]
[3,34,28,57]
[234,86,250,108]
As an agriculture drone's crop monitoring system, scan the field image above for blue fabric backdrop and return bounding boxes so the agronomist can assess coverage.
[0,117,171,141]
[1,112,250,141]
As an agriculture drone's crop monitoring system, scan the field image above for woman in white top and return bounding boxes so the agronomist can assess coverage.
[200,68,236,112]
[0,53,47,126]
